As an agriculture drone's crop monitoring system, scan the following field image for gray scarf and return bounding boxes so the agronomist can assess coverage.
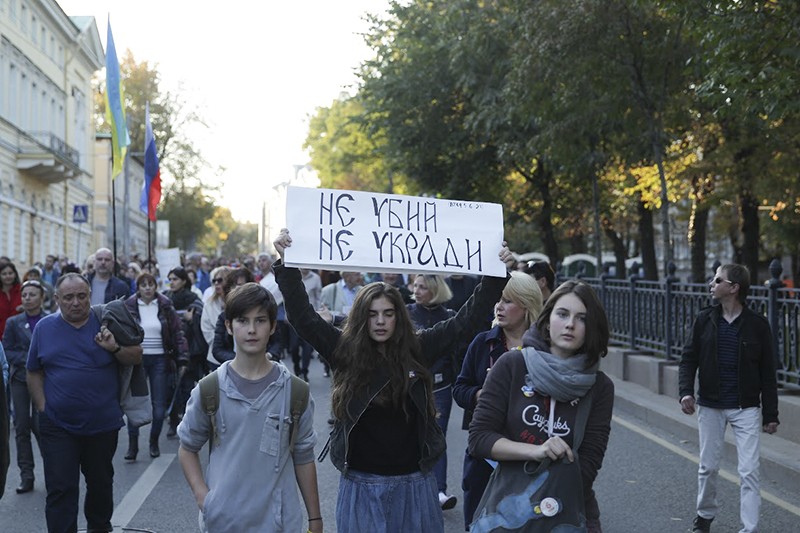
[521,347,598,403]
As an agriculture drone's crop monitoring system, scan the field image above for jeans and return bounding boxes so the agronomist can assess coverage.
[462,449,494,530]
[336,469,443,533]
[10,375,40,482]
[127,355,169,441]
[697,406,761,533]
[288,325,313,375]
[38,412,118,533]
[432,384,453,493]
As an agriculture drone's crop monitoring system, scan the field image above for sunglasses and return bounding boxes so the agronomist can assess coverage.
[212,278,224,284]
[713,277,735,285]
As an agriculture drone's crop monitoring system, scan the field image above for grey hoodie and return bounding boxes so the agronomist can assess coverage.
[178,361,316,532]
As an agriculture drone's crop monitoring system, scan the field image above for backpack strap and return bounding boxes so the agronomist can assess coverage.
[198,370,220,457]
[288,374,310,450]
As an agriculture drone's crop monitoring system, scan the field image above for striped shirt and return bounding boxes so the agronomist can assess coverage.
[712,315,741,408]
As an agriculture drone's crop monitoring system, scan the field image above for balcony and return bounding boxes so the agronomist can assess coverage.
[16,131,82,183]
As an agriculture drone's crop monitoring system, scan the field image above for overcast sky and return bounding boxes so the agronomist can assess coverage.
[58,0,389,223]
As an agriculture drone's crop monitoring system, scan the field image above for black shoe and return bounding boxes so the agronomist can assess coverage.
[302,371,309,382]
[124,436,138,462]
[327,417,336,425]
[166,424,177,439]
[692,515,713,533]
[149,439,160,458]
[16,480,34,494]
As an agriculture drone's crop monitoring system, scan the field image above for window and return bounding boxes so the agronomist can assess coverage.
[20,4,27,32]
[31,15,37,44]
[7,64,17,124]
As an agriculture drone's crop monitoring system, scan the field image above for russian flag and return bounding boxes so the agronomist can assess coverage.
[140,102,161,221]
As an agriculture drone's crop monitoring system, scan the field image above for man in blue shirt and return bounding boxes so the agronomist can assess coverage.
[679,264,779,533]
[27,273,142,533]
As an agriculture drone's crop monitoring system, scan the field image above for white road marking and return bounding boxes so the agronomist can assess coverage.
[113,454,176,527]
[613,415,800,517]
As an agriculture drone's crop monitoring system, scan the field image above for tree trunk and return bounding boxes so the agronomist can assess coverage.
[603,218,627,278]
[739,190,760,284]
[688,175,713,283]
[533,162,560,265]
[638,198,659,280]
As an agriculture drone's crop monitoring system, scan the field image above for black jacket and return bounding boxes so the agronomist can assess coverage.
[679,305,779,425]
[275,260,508,474]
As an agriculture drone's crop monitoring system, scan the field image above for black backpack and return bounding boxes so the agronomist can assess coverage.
[185,300,209,359]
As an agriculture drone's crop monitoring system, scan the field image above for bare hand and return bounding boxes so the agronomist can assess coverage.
[498,241,515,270]
[763,422,778,434]
[184,308,194,322]
[273,228,292,260]
[680,395,696,415]
[94,325,118,352]
[316,305,333,324]
[532,436,574,463]
[196,486,209,511]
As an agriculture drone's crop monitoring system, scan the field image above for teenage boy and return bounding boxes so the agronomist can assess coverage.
[178,283,322,533]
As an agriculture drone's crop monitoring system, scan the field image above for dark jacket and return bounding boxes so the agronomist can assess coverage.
[2,311,48,383]
[453,325,507,429]
[123,293,188,366]
[87,273,131,303]
[0,369,8,499]
[212,311,235,364]
[275,260,508,474]
[679,305,779,424]
[406,303,457,386]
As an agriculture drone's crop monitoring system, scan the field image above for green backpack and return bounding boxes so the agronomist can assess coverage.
[198,369,309,455]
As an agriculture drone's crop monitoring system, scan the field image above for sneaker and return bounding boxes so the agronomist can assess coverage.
[438,491,457,510]
[692,515,713,532]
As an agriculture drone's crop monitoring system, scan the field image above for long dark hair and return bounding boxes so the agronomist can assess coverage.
[330,281,435,421]
[535,280,609,368]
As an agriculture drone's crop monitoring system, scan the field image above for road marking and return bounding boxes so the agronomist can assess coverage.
[113,454,176,527]
[613,415,800,517]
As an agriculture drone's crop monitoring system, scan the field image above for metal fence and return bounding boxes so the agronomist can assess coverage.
[565,259,800,389]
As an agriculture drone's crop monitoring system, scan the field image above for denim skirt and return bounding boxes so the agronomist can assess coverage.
[336,469,444,533]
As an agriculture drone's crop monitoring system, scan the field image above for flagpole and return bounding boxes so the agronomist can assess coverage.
[111,177,118,264]
[147,218,152,265]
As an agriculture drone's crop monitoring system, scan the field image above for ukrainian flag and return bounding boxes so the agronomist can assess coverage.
[105,19,130,179]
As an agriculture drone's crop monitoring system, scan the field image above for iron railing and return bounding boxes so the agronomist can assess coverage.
[563,259,800,389]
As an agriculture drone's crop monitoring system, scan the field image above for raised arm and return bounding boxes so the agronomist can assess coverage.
[273,229,342,365]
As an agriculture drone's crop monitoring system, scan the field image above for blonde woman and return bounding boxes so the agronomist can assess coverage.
[453,271,543,529]
[200,266,231,373]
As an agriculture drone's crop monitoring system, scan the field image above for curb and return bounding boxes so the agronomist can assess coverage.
[610,375,800,495]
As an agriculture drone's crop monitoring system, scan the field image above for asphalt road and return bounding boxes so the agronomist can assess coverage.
[2,357,799,532]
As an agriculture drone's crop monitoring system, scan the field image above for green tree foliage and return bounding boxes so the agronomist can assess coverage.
[310,0,800,280]
[198,207,258,259]
[94,51,226,253]
[304,96,417,195]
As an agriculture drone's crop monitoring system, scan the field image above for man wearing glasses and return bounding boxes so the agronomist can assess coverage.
[679,264,779,533]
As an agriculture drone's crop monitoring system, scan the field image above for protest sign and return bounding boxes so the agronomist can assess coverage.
[284,187,505,277]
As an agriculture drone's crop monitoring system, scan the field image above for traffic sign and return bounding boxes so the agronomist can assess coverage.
[73,204,88,223]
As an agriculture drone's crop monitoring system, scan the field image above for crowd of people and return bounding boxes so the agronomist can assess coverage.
[0,240,780,533]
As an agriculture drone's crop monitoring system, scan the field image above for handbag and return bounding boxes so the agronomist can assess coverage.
[92,301,152,428]
[470,385,594,533]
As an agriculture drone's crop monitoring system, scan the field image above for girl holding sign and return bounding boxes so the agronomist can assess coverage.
[273,228,513,532]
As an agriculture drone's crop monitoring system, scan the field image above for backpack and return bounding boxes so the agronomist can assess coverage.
[185,300,209,359]
[198,367,309,456]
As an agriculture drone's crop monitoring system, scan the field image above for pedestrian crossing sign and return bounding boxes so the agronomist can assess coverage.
[73,204,89,223]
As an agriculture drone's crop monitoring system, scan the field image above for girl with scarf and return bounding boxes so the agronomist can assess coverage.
[468,280,613,533]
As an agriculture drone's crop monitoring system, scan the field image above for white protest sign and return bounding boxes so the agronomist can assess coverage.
[284,187,506,277]
[155,247,181,292]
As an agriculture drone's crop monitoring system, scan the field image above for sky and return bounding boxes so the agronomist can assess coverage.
[57,0,390,224]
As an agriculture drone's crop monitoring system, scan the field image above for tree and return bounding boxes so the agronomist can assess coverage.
[95,51,224,253]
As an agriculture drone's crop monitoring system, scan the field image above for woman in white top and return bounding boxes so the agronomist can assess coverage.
[200,266,231,372]
[122,272,188,460]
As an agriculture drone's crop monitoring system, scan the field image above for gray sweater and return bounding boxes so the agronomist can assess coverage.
[178,361,316,532]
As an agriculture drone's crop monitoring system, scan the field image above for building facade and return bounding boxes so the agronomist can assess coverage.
[0,0,104,269]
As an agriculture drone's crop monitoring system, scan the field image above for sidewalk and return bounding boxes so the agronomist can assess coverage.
[603,348,800,491]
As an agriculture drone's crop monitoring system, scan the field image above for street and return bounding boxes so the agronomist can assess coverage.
[2,357,799,532]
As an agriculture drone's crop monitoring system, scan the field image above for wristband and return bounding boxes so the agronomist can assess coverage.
[111,343,122,354]
[308,517,322,522]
